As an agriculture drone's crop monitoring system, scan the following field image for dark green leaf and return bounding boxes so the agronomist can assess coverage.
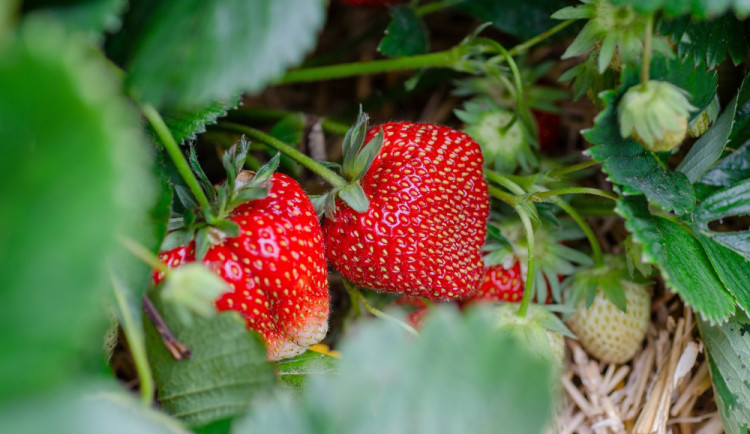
[122,0,326,109]
[274,350,339,389]
[145,301,275,427]
[698,312,750,432]
[696,234,750,315]
[26,0,127,42]
[236,306,556,434]
[0,383,189,434]
[338,183,370,213]
[163,98,240,144]
[616,197,735,323]
[661,14,749,69]
[611,0,750,18]
[378,7,429,58]
[0,18,156,402]
[249,153,281,187]
[456,0,574,41]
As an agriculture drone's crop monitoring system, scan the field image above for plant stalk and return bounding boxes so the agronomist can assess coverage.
[547,160,600,178]
[343,280,418,336]
[641,13,654,88]
[530,187,618,202]
[553,198,604,268]
[218,122,348,189]
[142,104,212,211]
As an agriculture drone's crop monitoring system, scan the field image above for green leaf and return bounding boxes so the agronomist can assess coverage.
[26,0,127,42]
[616,196,735,323]
[236,306,556,434]
[677,93,737,182]
[457,0,573,41]
[274,350,339,389]
[0,383,189,434]
[696,234,750,315]
[269,113,306,147]
[611,0,750,18]
[698,312,750,432]
[163,98,240,144]
[338,183,370,213]
[692,179,750,259]
[0,18,157,402]
[121,0,326,109]
[378,7,429,58]
[145,300,275,427]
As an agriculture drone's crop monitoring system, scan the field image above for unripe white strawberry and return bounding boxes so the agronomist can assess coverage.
[618,80,695,153]
[566,280,650,364]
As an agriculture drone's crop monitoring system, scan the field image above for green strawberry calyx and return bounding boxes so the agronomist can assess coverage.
[564,254,651,315]
[310,108,384,219]
[161,138,281,260]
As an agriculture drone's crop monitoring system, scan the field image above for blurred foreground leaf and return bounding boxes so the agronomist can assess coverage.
[0,17,156,402]
[235,306,556,434]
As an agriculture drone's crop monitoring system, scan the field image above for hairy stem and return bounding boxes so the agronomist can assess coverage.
[142,104,212,211]
[485,170,527,195]
[119,236,168,273]
[508,19,576,56]
[488,185,519,207]
[279,48,462,84]
[218,122,348,188]
[547,160,600,178]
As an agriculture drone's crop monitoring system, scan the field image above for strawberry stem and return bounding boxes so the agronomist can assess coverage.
[488,185,519,207]
[515,206,536,318]
[553,197,604,268]
[218,122,349,189]
[344,280,419,337]
[547,160,600,178]
[142,104,212,212]
[485,170,527,195]
[641,13,654,88]
[529,187,618,202]
[119,236,169,274]
[111,277,154,406]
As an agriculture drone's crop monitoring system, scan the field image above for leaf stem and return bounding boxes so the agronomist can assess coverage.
[111,277,154,406]
[641,13,654,88]
[218,122,348,189]
[278,48,462,84]
[343,280,418,336]
[142,104,212,211]
[475,38,525,132]
[530,187,618,202]
[553,198,604,267]
[515,206,536,318]
[415,0,465,15]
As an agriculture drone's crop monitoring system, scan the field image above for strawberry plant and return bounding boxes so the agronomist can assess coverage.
[3,0,750,433]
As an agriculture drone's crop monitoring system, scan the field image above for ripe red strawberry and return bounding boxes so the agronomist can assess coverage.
[474,259,524,303]
[532,110,561,153]
[323,122,490,300]
[154,173,329,361]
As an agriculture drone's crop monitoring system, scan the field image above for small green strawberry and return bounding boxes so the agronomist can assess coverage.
[565,255,651,364]
[618,80,696,152]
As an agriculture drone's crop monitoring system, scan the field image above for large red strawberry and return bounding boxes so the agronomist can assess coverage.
[323,122,490,300]
[154,170,329,361]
